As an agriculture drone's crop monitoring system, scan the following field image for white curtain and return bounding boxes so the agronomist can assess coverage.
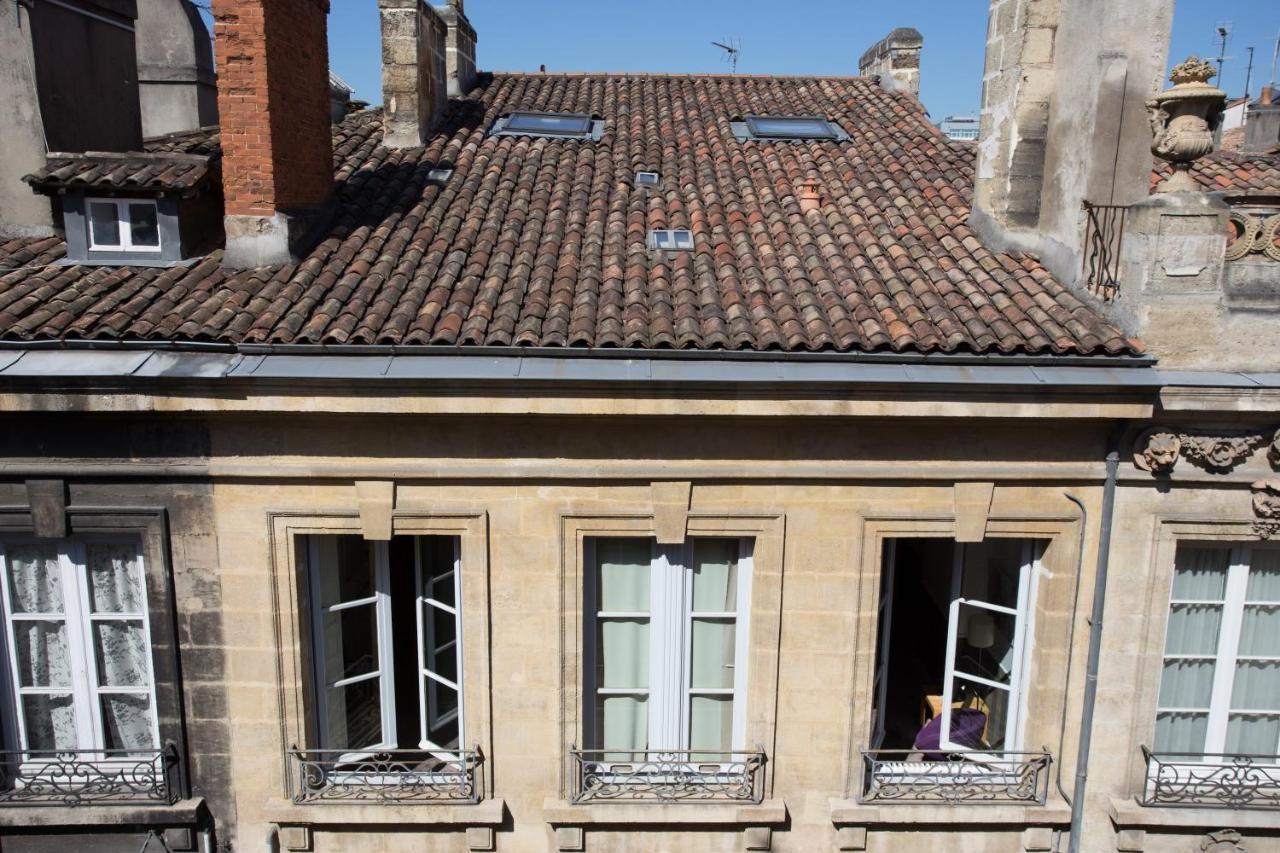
[100,694,155,751]
[1247,550,1280,601]
[93,622,149,687]
[7,545,62,613]
[1170,546,1229,600]
[1226,714,1280,755]
[1155,711,1208,754]
[22,695,78,752]
[595,539,650,752]
[86,543,143,614]
[689,540,738,754]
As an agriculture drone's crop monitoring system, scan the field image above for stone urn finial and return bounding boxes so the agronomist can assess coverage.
[1148,57,1227,193]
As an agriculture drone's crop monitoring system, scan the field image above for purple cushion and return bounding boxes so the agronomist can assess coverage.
[912,708,987,760]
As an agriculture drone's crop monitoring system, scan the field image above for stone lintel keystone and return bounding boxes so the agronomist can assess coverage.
[26,478,67,539]
[954,481,996,542]
[355,480,396,540]
[652,480,693,544]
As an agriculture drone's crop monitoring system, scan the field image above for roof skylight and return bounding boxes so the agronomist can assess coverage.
[492,111,600,139]
[648,229,695,251]
[736,115,848,142]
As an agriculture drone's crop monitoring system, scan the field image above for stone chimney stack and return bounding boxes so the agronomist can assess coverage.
[379,0,448,149]
[969,0,1174,284]
[435,0,478,97]
[1243,85,1280,153]
[211,0,334,268]
[858,28,923,98]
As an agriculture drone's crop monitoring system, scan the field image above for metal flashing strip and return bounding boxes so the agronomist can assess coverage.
[0,349,1274,392]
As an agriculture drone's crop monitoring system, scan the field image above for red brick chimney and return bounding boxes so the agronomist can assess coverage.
[211,0,334,267]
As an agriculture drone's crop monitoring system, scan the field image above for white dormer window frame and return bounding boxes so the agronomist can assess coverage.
[85,198,162,254]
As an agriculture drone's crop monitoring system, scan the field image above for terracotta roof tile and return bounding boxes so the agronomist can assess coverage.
[1151,146,1280,194]
[0,76,1142,356]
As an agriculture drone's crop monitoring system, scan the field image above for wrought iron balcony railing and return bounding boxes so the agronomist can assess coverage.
[285,746,482,804]
[1140,746,1280,809]
[0,744,181,806]
[1082,201,1129,301]
[569,746,766,804]
[857,748,1052,804]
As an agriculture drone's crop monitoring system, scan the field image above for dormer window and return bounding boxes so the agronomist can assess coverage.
[648,229,695,251]
[732,115,849,142]
[490,111,603,140]
[87,199,162,253]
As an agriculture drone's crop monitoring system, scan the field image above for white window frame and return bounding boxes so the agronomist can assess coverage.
[85,197,162,253]
[1154,543,1280,759]
[582,537,753,756]
[0,537,161,760]
[306,536,465,766]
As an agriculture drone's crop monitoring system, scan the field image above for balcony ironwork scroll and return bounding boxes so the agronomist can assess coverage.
[569,746,766,804]
[857,748,1052,804]
[0,744,181,806]
[1140,746,1280,809]
[285,746,482,804]
[1082,201,1129,301]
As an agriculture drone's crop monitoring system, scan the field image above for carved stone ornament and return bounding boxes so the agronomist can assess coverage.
[1148,57,1227,193]
[1200,829,1246,852]
[1255,478,1280,540]
[1134,427,1274,474]
[1225,212,1280,262]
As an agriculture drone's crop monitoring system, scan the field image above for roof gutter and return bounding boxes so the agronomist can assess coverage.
[0,337,1159,369]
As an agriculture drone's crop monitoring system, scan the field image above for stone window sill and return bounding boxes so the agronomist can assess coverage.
[1109,796,1280,832]
[263,796,507,828]
[0,797,204,828]
[830,796,1072,828]
[543,797,787,827]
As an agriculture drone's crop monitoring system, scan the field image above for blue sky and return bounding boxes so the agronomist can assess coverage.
[325,1,1280,121]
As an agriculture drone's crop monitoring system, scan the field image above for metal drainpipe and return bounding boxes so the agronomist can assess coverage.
[1055,492,1089,809]
[1067,432,1122,853]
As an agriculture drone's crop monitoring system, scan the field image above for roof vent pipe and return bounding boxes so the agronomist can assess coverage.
[799,179,824,213]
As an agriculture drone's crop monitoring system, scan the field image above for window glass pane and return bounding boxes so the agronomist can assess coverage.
[88,202,121,247]
[1247,550,1280,602]
[597,695,647,752]
[21,694,78,752]
[596,538,650,612]
[959,540,1025,609]
[1158,659,1216,709]
[1225,714,1280,755]
[1171,546,1230,599]
[13,620,71,687]
[1154,711,1209,753]
[100,694,156,751]
[689,695,733,753]
[86,543,144,613]
[690,619,735,689]
[325,677,382,749]
[321,604,379,682]
[1239,605,1280,656]
[5,545,63,613]
[506,112,591,134]
[953,602,1017,683]
[421,536,456,607]
[1164,604,1222,656]
[426,683,459,748]
[426,608,458,683]
[692,539,737,611]
[93,620,150,687]
[598,619,648,689]
[1231,661,1280,711]
[128,203,160,248]
[315,536,374,607]
[746,116,835,139]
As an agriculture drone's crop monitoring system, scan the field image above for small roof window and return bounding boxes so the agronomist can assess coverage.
[635,171,661,188]
[648,229,695,251]
[492,111,601,140]
[735,115,848,142]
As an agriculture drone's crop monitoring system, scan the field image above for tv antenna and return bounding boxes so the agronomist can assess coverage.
[712,38,741,74]
[1214,22,1233,83]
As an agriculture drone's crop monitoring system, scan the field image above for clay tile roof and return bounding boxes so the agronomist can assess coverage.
[24,127,224,196]
[1151,146,1280,195]
[0,75,1142,356]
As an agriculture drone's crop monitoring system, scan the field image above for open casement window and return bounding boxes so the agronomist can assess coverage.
[869,538,1041,757]
[306,535,463,763]
[1154,544,1280,758]
[582,537,753,761]
[0,539,160,758]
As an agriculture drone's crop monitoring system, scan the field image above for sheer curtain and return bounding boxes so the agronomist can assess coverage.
[1155,546,1229,754]
[6,546,78,752]
[689,539,737,754]
[595,539,650,754]
[1231,549,1280,755]
[86,543,156,752]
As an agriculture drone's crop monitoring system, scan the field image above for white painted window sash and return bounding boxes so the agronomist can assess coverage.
[85,198,161,253]
[0,538,160,758]
[870,540,897,750]
[415,536,465,759]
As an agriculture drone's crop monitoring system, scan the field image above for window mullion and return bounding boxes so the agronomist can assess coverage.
[116,200,131,250]
[1206,547,1249,754]
[648,543,683,750]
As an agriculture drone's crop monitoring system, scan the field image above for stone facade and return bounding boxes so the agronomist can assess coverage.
[857,29,923,98]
